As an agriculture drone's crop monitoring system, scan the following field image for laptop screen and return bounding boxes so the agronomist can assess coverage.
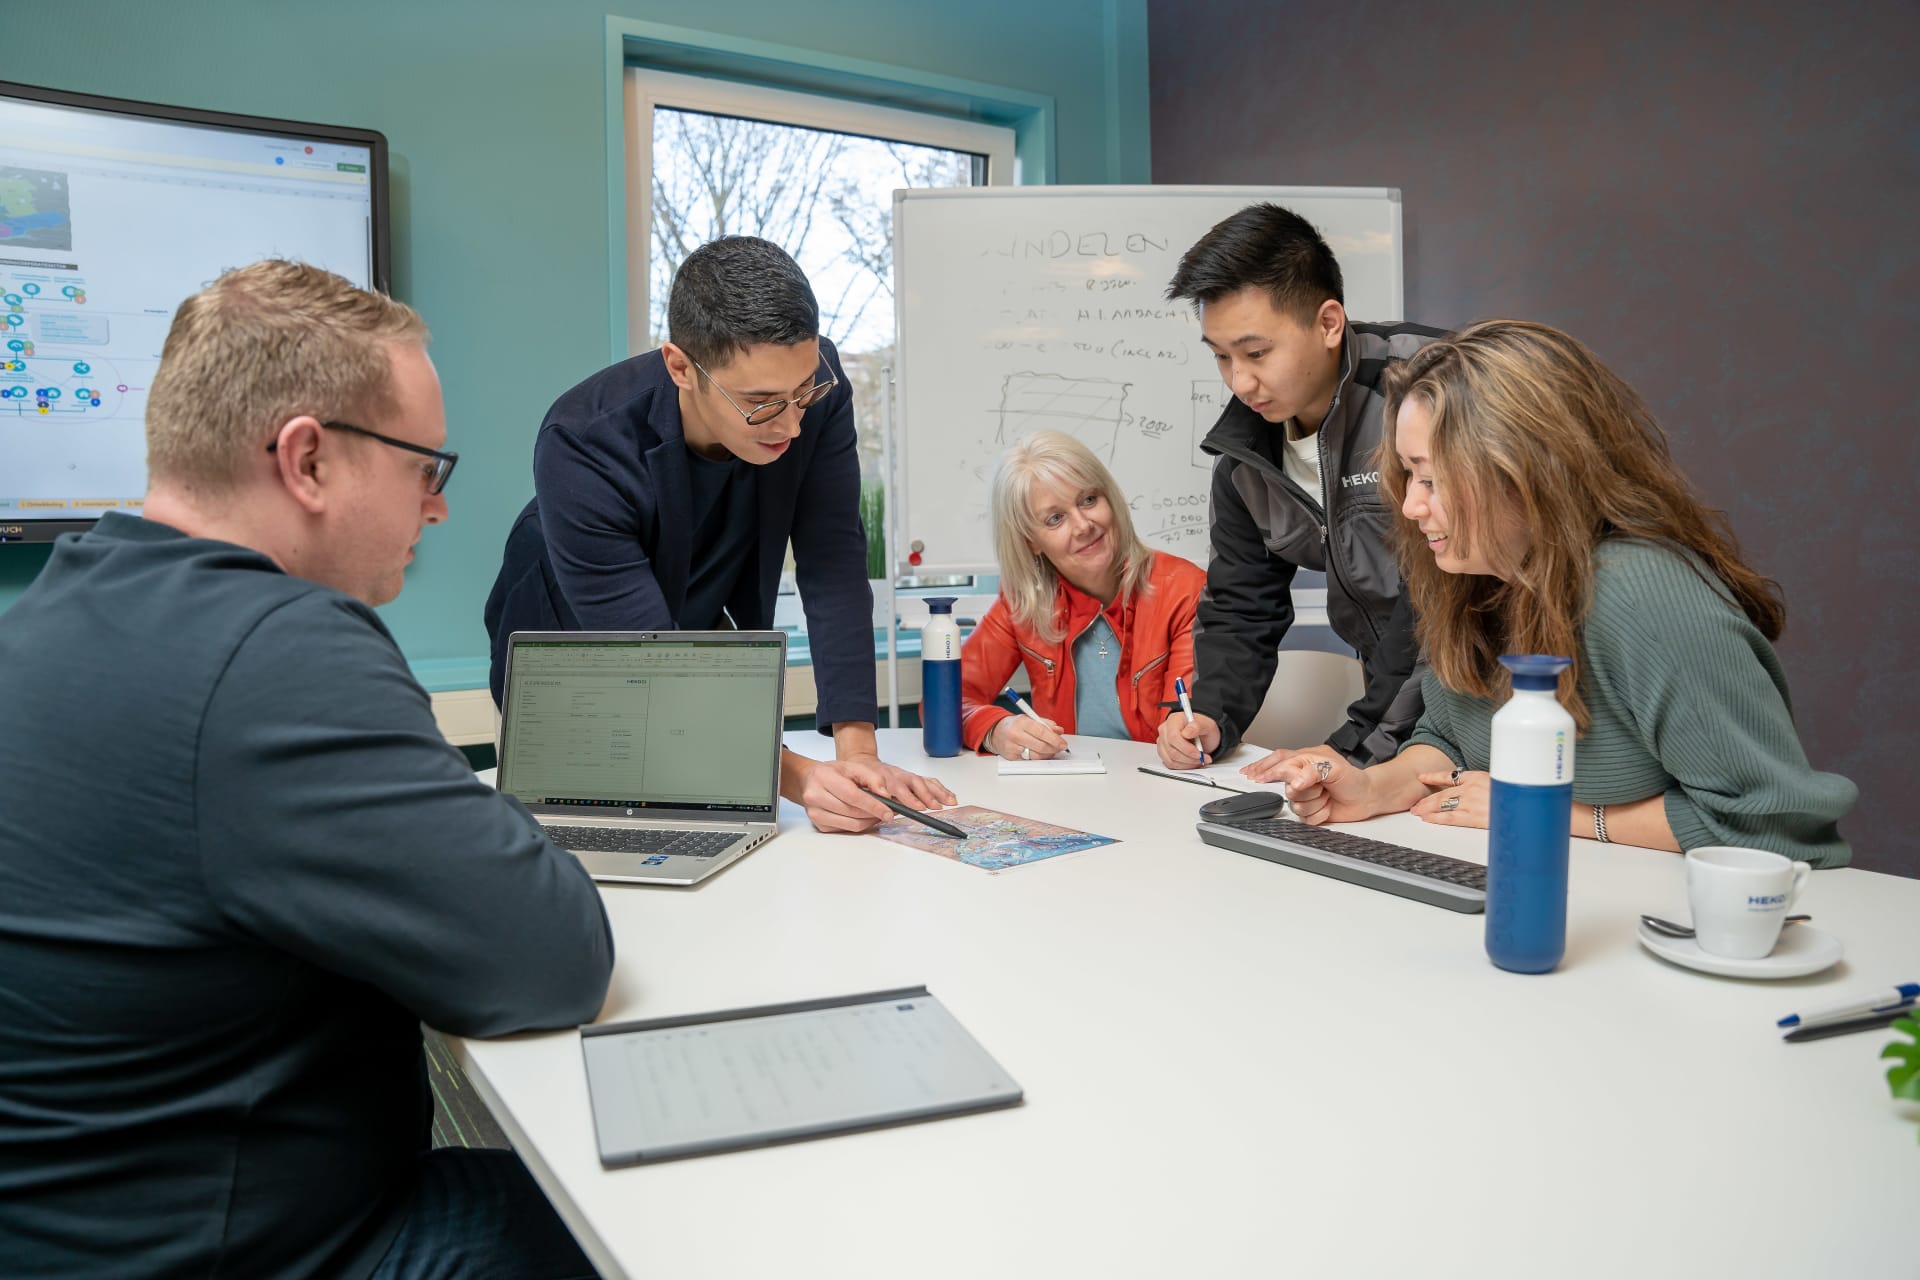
[498,636,786,815]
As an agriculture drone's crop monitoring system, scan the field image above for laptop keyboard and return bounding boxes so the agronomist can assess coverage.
[1197,816,1487,913]
[545,825,743,859]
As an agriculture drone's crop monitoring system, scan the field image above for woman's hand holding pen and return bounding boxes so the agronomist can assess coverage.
[985,714,1068,761]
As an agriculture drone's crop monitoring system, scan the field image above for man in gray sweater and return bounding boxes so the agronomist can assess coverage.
[0,261,613,1279]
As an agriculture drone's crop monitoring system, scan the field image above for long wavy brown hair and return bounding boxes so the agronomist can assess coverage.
[1376,320,1785,730]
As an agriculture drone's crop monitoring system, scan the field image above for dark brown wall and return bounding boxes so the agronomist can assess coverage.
[1147,0,1919,877]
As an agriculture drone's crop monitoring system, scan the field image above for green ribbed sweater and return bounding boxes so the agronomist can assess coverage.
[1405,539,1855,867]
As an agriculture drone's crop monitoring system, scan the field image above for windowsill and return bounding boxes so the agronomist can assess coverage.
[413,611,1343,746]
[410,589,1334,691]
[411,657,494,694]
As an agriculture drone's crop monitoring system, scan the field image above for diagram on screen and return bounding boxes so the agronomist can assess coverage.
[0,267,142,421]
[0,347,130,420]
[994,372,1131,464]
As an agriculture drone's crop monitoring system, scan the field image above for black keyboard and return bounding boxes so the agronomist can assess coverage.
[1197,816,1487,913]
[544,825,742,859]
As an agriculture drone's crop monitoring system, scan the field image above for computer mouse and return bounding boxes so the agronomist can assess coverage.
[1198,789,1287,822]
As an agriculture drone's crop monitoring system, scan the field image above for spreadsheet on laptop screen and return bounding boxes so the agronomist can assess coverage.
[500,640,783,811]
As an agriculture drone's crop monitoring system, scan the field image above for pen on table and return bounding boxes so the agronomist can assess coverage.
[860,788,968,840]
[1782,1003,1916,1043]
[1777,983,1920,1028]
[1174,676,1207,766]
[1002,687,1069,754]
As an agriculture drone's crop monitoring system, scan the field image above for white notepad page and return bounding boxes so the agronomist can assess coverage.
[997,751,1106,776]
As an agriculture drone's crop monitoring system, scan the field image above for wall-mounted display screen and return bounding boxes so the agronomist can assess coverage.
[0,81,390,543]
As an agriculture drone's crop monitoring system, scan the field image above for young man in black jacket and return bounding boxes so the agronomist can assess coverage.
[1156,203,1446,777]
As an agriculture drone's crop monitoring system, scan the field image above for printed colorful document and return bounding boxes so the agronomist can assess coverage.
[874,805,1117,870]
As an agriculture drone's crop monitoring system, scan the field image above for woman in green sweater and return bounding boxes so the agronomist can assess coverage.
[1275,320,1854,866]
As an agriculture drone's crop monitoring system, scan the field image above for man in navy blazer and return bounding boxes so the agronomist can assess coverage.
[486,236,953,831]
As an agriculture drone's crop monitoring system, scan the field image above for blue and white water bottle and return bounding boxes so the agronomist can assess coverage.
[1485,654,1575,974]
[920,597,962,758]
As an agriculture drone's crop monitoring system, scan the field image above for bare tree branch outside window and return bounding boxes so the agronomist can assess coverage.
[651,108,976,487]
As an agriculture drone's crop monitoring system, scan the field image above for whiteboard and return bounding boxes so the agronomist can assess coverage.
[891,186,1403,575]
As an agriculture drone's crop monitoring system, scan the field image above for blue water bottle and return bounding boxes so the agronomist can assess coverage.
[920,597,962,757]
[1485,654,1575,974]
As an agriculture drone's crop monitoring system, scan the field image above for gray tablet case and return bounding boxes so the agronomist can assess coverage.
[581,986,1023,1165]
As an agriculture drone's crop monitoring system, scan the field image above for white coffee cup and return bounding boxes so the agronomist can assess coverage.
[1685,845,1811,958]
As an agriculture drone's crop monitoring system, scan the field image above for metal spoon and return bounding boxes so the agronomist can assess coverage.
[1640,913,1810,939]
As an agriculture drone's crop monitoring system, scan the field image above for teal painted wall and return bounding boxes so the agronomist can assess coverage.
[0,0,1150,680]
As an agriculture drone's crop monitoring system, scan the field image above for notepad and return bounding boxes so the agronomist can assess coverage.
[1135,743,1287,795]
[580,987,1023,1165]
[997,751,1106,775]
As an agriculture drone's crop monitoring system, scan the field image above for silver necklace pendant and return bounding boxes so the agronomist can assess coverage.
[1098,631,1110,659]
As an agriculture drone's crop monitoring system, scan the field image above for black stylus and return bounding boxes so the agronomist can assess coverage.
[862,789,968,839]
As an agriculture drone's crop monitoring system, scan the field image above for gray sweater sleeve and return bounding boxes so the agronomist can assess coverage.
[195,592,614,1036]
[1403,668,1468,768]
[1582,544,1855,867]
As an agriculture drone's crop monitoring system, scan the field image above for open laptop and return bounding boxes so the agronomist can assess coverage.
[495,631,788,886]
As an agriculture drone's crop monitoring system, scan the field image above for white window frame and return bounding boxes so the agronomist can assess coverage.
[622,67,1017,359]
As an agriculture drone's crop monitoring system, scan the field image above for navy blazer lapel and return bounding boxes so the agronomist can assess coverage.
[640,391,694,618]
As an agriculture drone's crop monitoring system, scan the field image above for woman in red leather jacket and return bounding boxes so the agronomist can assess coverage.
[959,431,1207,760]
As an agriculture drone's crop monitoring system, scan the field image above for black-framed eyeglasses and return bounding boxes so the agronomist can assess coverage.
[687,353,838,427]
[267,420,459,495]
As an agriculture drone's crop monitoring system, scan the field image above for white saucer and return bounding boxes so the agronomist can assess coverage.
[1637,920,1843,978]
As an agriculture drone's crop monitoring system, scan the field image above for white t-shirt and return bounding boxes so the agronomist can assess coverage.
[1281,427,1326,515]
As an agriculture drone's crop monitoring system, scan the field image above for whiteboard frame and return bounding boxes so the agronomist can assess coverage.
[888,185,1403,579]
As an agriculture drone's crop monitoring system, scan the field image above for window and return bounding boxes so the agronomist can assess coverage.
[627,74,1010,622]
[626,71,1013,495]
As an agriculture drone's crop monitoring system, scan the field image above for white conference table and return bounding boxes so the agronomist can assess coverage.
[453,731,1919,1279]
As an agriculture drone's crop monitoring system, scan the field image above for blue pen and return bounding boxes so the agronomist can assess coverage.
[1174,676,1207,766]
[1002,687,1069,754]
[1777,983,1920,1028]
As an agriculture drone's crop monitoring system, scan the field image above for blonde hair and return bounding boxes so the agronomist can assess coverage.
[1377,319,1785,731]
[146,259,429,491]
[990,431,1154,643]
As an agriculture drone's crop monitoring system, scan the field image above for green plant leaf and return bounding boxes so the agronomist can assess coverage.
[1882,1016,1920,1112]
[1884,1016,1920,1145]
[859,480,887,580]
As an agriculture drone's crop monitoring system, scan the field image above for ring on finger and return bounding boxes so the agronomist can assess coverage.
[1021,745,1031,760]
[1439,794,1461,813]
[1449,766,1463,784]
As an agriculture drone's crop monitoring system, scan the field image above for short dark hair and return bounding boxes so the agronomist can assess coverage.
[667,235,820,369]
[1164,203,1344,321]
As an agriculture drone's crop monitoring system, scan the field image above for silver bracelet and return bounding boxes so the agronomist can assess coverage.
[1592,804,1610,844]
